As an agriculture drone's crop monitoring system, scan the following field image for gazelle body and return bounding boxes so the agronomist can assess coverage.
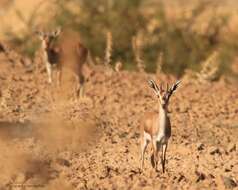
[140,79,181,172]
[36,29,88,98]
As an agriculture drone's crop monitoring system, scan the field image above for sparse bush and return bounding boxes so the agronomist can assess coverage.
[51,0,147,70]
[2,3,46,59]
[197,51,220,82]
[2,0,238,77]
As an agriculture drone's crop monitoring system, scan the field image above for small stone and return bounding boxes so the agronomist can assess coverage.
[225,168,231,172]
[197,143,205,151]
[209,146,221,155]
[223,176,237,189]
[56,158,71,167]
[177,173,186,183]
[195,171,206,182]
[208,174,215,179]
[227,143,236,153]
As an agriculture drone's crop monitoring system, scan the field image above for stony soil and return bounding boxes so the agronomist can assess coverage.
[0,52,238,190]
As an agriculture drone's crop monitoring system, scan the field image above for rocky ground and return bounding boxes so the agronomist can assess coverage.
[0,51,238,190]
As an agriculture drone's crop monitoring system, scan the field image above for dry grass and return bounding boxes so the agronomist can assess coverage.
[104,31,113,67]
[197,51,220,82]
[156,52,163,75]
[132,32,145,72]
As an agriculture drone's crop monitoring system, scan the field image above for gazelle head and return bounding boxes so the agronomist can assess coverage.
[35,28,62,50]
[148,79,181,109]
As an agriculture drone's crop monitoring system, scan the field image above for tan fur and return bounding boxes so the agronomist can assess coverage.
[141,112,171,138]
[141,112,159,136]
[37,29,89,99]
[139,79,180,173]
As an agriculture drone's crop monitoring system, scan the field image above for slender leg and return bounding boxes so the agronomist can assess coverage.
[74,75,80,101]
[75,75,85,100]
[79,85,84,98]
[79,75,85,98]
[156,141,161,171]
[56,67,62,87]
[46,62,52,84]
[140,136,149,171]
[161,143,168,173]
[152,139,158,171]
[75,83,80,101]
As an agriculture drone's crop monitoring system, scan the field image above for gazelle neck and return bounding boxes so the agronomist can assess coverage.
[159,104,168,116]
[41,41,49,64]
[158,104,168,133]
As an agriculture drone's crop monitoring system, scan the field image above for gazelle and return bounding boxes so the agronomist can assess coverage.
[140,79,181,172]
[35,28,88,98]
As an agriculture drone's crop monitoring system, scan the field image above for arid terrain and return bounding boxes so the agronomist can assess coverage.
[0,49,237,190]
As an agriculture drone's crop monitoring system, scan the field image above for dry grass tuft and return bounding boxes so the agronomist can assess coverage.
[197,51,220,82]
[156,52,164,75]
[104,31,113,67]
[132,32,145,72]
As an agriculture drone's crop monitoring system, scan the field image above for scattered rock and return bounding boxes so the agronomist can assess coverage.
[195,171,206,182]
[177,173,186,183]
[56,158,71,167]
[208,174,215,179]
[222,176,237,189]
[178,102,190,113]
[0,50,238,189]
[209,146,221,155]
[197,143,205,151]
[227,143,236,153]
[225,168,231,173]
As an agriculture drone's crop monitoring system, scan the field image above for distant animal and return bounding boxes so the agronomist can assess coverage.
[35,28,89,99]
[140,79,181,172]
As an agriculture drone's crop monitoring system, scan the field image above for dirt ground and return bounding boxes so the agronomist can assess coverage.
[0,50,238,190]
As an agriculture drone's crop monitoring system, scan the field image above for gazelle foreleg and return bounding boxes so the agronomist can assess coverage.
[79,75,85,98]
[152,139,158,171]
[75,75,85,100]
[161,143,168,173]
[56,65,62,87]
[45,62,53,84]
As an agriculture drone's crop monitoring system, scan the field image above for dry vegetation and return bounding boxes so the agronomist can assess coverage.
[0,0,238,189]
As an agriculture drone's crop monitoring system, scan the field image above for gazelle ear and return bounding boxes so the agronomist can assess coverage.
[148,79,160,96]
[35,30,44,37]
[34,30,46,40]
[52,27,61,37]
[168,80,181,98]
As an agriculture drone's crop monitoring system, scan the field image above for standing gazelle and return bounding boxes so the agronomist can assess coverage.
[140,79,181,172]
[35,28,88,99]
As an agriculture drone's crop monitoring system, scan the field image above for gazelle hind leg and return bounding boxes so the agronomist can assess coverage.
[75,75,85,100]
[56,67,62,87]
[75,83,80,102]
[161,143,168,173]
[140,136,149,171]
[152,139,158,171]
[79,84,84,98]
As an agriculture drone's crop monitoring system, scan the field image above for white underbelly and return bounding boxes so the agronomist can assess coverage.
[144,131,168,144]
[144,131,151,141]
[156,134,168,144]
